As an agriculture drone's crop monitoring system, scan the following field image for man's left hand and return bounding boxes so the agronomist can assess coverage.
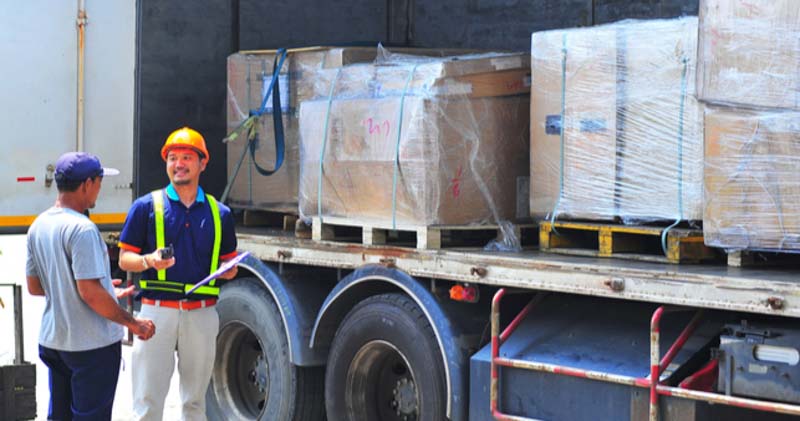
[217,260,238,280]
[113,279,136,299]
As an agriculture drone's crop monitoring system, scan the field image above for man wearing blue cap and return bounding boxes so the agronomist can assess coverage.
[26,152,156,421]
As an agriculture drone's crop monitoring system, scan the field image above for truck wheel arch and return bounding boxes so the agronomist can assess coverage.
[309,264,469,421]
[235,254,329,366]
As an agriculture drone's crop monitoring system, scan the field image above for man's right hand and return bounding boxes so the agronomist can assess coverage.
[145,250,175,271]
[130,318,156,340]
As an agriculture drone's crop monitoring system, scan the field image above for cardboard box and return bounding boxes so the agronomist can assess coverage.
[697,0,800,110]
[298,54,531,226]
[530,24,618,221]
[703,106,800,250]
[530,18,703,222]
[226,47,473,213]
[618,18,703,222]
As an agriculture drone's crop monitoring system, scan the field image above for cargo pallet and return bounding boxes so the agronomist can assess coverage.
[239,209,300,232]
[539,220,720,264]
[726,249,800,268]
[311,216,536,250]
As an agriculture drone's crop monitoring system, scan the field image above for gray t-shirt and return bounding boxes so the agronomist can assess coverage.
[26,207,124,351]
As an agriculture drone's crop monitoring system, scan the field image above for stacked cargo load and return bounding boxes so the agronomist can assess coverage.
[530,17,703,223]
[225,46,469,215]
[697,0,800,252]
[297,51,530,233]
[703,108,800,250]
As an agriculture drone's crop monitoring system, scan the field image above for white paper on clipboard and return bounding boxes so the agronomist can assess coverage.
[185,251,250,295]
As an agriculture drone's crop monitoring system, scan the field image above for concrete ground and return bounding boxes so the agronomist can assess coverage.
[1,234,181,420]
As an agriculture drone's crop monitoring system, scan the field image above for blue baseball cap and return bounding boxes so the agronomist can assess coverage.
[55,152,120,183]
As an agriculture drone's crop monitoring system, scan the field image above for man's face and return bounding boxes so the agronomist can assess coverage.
[166,147,206,186]
[84,176,102,209]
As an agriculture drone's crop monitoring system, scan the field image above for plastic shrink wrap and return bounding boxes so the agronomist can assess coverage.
[703,107,800,251]
[225,46,469,213]
[699,0,800,252]
[530,17,702,223]
[697,0,800,110]
[298,52,531,230]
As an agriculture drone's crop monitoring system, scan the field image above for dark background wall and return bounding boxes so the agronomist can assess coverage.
[134,0,698,198]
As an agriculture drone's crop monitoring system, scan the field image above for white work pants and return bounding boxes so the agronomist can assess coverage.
[132,304,219,421]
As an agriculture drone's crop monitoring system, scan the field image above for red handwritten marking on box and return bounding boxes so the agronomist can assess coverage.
[450,166,463,198]
[505,79,524,91]
[709,27,721,49]
[363,118,391,141]
[740,2,760,17]
[17,177,35,182]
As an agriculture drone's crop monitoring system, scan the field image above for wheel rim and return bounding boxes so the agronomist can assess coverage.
[345,340,419,421]
[212,322,268,419]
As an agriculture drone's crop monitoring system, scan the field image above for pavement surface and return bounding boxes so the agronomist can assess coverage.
[1,234,182,420]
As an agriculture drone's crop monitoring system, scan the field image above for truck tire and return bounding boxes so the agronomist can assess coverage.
[207,278,325,421]
[325,293,447,421]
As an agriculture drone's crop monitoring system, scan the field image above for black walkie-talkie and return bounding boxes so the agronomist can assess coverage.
[160,244,174,259]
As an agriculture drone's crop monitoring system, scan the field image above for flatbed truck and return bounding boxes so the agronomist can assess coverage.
[5,1,800,420]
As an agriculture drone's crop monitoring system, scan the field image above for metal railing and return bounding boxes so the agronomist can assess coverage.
[490,288,800,420]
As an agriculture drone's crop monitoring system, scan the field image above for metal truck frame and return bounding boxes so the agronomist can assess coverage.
[202,227,800,420]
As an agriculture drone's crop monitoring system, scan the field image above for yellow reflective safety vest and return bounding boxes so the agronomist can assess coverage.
[139,189,222,297]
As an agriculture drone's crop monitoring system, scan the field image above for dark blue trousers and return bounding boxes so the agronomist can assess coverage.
[39,341,122,421]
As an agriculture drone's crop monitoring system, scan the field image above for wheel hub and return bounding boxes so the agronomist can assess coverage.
[345,340,421,420]
[250,354,269,393]
[392,377,418,418]
[212,323,269,419]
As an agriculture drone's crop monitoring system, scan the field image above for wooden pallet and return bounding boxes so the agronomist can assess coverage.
[539,221,720,264]
[726,249,800,268]
[311,216,535,250]
[241,209,299,231]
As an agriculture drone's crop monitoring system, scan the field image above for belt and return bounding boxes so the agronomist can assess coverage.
[141,298,217,311]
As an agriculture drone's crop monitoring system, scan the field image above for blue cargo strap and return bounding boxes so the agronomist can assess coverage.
[661,56,689,256]
[221,48,289,202]
[391,64,419,230]
[248,48,289,176]
[317,68,343,222]
[549,34,568,233]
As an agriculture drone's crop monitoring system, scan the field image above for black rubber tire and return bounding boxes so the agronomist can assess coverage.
[207,277,325,421]
[325,293,447,421]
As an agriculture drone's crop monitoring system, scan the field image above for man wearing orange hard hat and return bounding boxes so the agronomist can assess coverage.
[118,127,239,420]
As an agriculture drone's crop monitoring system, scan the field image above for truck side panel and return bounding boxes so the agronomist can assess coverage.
[0,0,135,228]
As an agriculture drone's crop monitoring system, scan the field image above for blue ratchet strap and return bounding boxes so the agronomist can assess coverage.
[548,34,568,234]
[318,68,343,221]
[661,56,689,256]
[248,48,289,176]
[391,65,419,230]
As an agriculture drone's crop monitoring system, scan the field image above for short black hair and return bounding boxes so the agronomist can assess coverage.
[56,175,101,192]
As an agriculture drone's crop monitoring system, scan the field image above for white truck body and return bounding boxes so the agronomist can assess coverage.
[0,0,135,229]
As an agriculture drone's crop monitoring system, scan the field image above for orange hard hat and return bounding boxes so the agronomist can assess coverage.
[161,127,210,161]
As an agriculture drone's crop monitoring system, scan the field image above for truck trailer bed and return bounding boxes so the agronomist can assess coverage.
[237,227,800,318]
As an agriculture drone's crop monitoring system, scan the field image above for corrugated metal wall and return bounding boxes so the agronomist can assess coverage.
[134,0,697,197]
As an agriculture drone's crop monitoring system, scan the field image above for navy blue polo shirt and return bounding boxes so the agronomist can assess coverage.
[119,184,238,301]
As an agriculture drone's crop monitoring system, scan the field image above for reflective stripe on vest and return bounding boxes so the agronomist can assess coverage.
[139,189,222,296]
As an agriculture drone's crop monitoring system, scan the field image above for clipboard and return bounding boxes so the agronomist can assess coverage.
[185,251,250,295]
